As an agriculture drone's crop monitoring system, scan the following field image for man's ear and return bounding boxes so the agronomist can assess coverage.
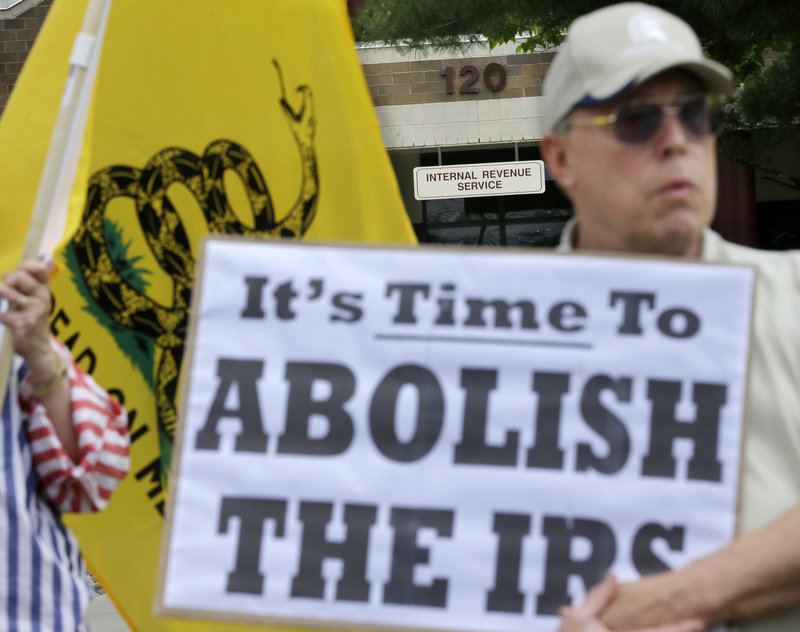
[541,132,577,192]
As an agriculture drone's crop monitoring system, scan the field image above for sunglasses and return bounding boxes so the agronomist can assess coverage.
[561,93,724,144]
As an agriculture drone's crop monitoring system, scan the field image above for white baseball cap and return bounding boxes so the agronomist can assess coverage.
[543,2,734,131]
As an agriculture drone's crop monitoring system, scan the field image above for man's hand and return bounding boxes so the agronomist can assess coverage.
[598,506,800,630]
[558,573,703,632]
[599,571,699,630]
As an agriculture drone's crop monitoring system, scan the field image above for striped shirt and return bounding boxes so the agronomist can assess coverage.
[1,340,129,631]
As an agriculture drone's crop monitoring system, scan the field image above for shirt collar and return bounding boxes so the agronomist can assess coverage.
[556,217,716,260]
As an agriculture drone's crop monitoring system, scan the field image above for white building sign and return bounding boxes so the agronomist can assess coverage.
[158,238,754,632]
[413,160,545,200]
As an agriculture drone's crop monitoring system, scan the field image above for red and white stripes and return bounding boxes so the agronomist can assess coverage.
[20,340,129,514]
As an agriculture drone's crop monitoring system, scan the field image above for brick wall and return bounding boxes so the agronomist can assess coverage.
[0,0,51,117]
[362,51,554,107]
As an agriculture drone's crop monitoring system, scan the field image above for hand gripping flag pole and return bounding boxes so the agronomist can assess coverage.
[0,0,111,404]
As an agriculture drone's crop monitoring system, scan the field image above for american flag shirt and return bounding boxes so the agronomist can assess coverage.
[1,340,129,631]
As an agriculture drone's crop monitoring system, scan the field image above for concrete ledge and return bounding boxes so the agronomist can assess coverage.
[0,0,46,19]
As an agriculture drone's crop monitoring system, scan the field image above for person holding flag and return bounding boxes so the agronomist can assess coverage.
[0,258,129,630]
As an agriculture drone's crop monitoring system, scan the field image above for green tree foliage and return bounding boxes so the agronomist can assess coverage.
[353,0,800,192]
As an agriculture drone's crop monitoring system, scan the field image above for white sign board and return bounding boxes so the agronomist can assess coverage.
[413,160,545,200]
[158,238,754,632]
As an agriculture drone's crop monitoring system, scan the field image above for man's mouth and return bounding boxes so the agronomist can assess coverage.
[658,179,696,199]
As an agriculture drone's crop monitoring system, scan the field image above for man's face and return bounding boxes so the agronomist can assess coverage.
[542,71,718,258]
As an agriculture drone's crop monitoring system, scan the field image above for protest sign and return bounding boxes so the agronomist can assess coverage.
[158,238,754,631]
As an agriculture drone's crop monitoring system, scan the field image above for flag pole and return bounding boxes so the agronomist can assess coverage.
[0,0,111,403]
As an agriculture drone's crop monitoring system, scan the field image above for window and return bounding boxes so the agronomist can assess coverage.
[413,145,573,247]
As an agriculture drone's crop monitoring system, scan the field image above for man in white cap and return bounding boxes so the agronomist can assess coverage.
[540,3,800,632]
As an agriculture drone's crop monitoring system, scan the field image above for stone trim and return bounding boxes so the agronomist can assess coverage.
[0,0,46,19]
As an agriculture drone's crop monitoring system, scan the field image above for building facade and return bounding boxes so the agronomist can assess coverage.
[359,39,800,249]
[359,40,572,247]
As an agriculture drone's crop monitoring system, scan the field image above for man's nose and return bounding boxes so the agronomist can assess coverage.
[655,110,691,155]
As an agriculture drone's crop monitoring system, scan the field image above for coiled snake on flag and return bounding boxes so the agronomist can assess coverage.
[70,61,318,467]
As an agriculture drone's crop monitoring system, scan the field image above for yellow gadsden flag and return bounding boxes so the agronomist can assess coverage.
[0,0,416,630]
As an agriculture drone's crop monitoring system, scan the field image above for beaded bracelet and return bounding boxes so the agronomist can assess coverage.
[30,351,68,399]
